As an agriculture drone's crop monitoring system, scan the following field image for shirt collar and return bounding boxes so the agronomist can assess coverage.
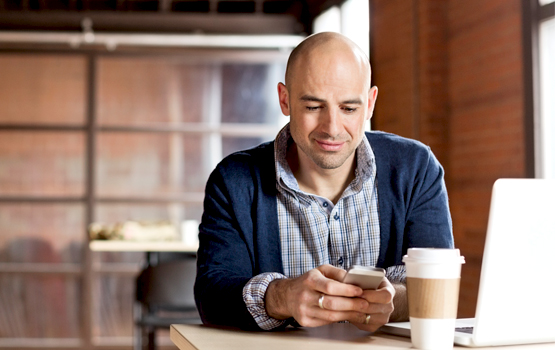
[274,123,376,200]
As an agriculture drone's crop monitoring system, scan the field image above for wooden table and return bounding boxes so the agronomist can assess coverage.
[170,323,555,350]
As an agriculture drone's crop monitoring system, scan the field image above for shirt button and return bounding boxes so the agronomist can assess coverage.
[338,257,343,265]
[334,214,340,220]
[323,202,328,208]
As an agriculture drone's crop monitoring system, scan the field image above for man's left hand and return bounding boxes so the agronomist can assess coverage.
[350,278,396,332]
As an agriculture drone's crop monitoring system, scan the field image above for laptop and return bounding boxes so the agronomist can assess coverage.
[382,178,555,347]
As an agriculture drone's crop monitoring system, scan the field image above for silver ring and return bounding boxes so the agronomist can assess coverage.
[365,314,371,324]
[318,295,325,309]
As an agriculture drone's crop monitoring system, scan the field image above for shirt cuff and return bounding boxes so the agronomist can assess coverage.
[385,265,406,284]
[243,272,288,330]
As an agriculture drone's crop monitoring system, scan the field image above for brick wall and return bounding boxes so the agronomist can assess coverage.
[371,0,526,317]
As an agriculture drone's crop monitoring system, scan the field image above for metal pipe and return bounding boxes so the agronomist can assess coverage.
[0,31,304,50]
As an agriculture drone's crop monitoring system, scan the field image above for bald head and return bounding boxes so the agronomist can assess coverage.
[284,32,371,91]
[276,32,378,174]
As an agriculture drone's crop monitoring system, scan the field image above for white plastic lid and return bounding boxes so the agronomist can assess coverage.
[402,248,465,265]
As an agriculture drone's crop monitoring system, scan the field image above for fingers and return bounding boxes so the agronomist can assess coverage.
[317,264,348,281]
[269,265,395,330]
[296,294,368,327]
[347,278,396,332]
[306,292,390,330]
[319,294,369,312]
[333,308,388,333]
[311,309,367,326]
[321,294,392,325]
[337,295,393,333]
[313,265,363,297]
[351,316,387,333]
[289,267,366,327]
[358,278,395,304]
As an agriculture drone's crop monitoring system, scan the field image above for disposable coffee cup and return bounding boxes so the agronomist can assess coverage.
[402,248,465,350]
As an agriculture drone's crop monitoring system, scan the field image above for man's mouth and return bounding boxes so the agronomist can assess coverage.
[315,140,345,151]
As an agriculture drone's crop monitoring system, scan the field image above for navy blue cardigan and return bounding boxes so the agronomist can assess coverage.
[194,131,453,330]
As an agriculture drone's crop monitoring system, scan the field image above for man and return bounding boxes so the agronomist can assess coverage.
[194,32,453,332]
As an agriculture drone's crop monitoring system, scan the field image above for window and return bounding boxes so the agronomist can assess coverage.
[0,47,288,348]
[312,0,370,58]
[0,55,86,344]
[538,1,555,178]
[91,54,287,344]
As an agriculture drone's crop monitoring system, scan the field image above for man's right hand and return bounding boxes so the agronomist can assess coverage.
[264,264,372,327]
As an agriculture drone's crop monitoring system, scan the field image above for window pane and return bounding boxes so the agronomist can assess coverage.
[96,203,202,223]
[539,17,555,178]
[341,0,370,58]
[92,274,134,338]
[221,63,286,125]
[0,54,86,125]
[0,274,81,338]
[96,133,210,196]
[0,131,85,197]
[221,136,270,158]
[96,57,210,125]
[0,203,84,264]
[93,250,144,265]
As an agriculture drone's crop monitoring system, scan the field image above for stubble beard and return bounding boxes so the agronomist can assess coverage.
[296,139,355,170]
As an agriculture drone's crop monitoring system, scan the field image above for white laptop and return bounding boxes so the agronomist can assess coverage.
[382,178,555,347]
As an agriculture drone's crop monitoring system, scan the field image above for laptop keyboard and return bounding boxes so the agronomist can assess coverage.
[455,327,474,334]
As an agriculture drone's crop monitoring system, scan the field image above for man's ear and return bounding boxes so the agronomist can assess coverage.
[277,82,290,116]
[367,86,378,121]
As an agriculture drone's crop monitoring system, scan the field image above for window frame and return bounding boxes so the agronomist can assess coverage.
[523,0,555,178]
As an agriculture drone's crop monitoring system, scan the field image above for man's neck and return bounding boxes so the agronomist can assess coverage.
[286,144,356,204]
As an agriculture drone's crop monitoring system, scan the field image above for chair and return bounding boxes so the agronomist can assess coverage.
[134,257,200,350]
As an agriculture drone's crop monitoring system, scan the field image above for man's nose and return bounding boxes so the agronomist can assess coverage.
[320,108,341,137]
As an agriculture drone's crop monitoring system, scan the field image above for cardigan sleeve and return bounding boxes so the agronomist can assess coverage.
[403,145,454,250]
[194,141,283,331]
[194,157,261,330]
[373,132,454,268]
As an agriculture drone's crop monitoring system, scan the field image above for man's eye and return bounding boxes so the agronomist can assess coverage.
[306,106,320,111]
[343,107,357,113]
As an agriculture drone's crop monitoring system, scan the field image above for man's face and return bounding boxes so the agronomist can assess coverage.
[278,53,377,171]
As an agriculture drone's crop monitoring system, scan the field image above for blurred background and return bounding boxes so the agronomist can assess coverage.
[0,0,553,349]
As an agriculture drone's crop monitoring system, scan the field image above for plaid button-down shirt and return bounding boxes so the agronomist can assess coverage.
[243,124,406,330]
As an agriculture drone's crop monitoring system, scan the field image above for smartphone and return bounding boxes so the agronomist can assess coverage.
[343,265,386,290]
